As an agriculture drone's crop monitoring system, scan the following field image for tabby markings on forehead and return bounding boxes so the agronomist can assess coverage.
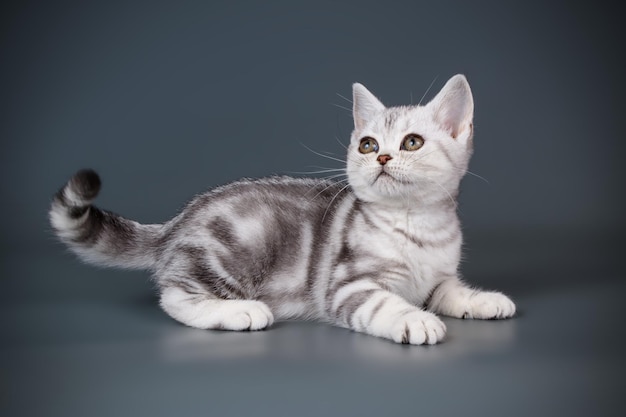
[384,111,398,130]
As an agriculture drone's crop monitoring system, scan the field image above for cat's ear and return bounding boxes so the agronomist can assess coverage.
[427,74,474,139]
[352,83,385,131]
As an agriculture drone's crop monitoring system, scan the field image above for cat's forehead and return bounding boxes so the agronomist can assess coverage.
[365,106,434,137]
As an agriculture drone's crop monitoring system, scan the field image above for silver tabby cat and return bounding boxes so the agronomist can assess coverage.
[50,75,515,345]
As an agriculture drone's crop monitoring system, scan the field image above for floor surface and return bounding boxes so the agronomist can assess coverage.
[2,231,624,417]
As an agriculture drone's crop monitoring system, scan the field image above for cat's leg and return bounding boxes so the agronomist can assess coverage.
[427,277,516,319]
[159,286,274,331]
[327,280,446,345]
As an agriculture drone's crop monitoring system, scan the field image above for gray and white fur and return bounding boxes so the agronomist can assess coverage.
[49,75,515,345]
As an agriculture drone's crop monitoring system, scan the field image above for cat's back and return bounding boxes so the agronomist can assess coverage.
[165,176,352,236]
[193,175,346,213]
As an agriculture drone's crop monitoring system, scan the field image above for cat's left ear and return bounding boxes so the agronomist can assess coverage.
[352,83,385,131]
[427,74,474,139]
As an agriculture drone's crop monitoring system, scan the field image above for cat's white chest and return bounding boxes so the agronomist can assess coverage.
[389,216,461,305]
[348,204,461,305]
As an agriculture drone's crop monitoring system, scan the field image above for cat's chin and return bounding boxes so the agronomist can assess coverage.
[353,178,419,206]
[374,171,414,186]
[370,171,418,197]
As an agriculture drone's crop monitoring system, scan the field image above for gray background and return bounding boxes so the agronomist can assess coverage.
[1,1,624,416]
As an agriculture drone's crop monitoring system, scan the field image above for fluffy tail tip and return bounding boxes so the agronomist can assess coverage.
[70,169,101,201]
[55,169,102,208]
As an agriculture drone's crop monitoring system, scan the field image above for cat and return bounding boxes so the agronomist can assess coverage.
[49,74,515,345]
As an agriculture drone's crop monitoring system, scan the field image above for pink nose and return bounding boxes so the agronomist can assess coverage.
[377,154,393,165]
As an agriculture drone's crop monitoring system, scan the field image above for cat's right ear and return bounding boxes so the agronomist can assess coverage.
[427,74,474,139]
[352,83,385,131]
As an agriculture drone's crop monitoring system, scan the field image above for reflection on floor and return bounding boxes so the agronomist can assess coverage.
[2,232,624,417]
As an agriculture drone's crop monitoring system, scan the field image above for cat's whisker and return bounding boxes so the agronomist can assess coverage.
[335,136,349,151]
[442,165,490,184]
[318,173,349,182]
[421,177,460,212]
[312,149,342,157]
[462,169,490,184]
[300,142,347,165]
[287,168,346,175]
[305,178,349,200]
[321,183,351,223]
[405,149,438,164]
[336,93,353,104]
[313,166,346,171]
[399,147,489,184]
[418,75,438,106]
[310,165,345,170]
[331,102,352,113]
[296,174,348,187]
[307,182,349,204]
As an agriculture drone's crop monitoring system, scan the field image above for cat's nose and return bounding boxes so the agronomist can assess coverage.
[377,154,393,165]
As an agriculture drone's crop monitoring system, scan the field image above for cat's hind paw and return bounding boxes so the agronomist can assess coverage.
[160,287,275,331]
[463,291,516,320]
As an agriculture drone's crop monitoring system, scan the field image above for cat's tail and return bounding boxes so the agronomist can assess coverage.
[49,169,161,270]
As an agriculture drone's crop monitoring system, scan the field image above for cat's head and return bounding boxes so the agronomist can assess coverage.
[346,74,474,208]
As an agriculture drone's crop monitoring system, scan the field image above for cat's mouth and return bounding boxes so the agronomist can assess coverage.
[376,171,394,182]
[374,170,412,185]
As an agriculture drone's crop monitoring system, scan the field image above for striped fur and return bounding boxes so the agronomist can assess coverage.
[50,75,515,345]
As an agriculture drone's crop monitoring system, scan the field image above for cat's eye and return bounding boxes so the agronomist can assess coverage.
[358,137,379,154]
[401,134,424,151]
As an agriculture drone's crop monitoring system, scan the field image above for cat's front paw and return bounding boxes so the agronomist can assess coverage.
[463,291,516,320]
[388,310,447,345]
[219,300,275,331]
